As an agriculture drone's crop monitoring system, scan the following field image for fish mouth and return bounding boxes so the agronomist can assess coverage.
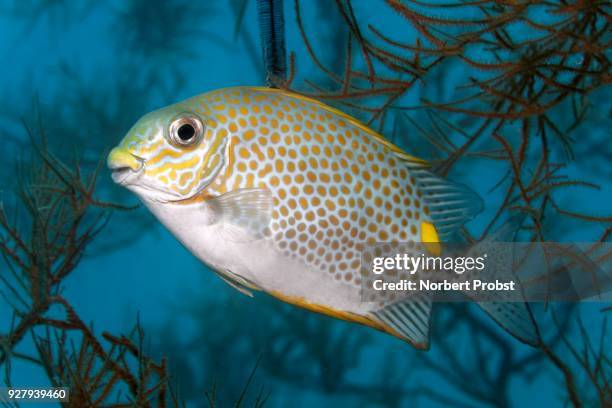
[111,166,143,184]
[107,147,144,185]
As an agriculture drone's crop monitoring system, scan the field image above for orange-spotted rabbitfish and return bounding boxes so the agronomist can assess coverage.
[108,87,537,348]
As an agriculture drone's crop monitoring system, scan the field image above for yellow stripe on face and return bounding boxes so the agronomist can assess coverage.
[134,139,165,156]
[199,131,226,181]
[176,157,220,195]
[146,147,185,167]
[223,136,240,181]
[206,154,221,177]
[151,153,201,176]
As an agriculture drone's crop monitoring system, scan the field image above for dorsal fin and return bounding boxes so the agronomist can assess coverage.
[404,161,483,239]
[248,87,429,165]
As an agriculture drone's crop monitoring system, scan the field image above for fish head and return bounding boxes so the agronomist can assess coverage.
[107,101,227,202]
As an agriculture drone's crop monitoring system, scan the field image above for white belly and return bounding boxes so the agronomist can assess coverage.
[143,199,370,314]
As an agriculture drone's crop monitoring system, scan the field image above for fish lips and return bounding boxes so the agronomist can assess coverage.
[111,165,144,185]
[107,147,145,186]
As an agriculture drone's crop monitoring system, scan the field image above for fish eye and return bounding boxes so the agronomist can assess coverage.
[168,114,204,147]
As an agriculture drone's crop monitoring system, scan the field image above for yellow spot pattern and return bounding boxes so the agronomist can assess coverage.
[198,87,434,287]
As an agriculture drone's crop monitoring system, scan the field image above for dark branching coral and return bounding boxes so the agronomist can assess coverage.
[0,122,178,407]
[276,1,611,406]
[33,316,172,407]
[289,0,611,243]
[426,303,611,407]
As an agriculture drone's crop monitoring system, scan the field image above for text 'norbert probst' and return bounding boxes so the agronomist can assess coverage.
[372,279,516,292]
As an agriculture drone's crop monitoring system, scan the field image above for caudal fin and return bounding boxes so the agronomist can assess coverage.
[393,165,539,346]
[466,216,540,346]
[476,301,539,346]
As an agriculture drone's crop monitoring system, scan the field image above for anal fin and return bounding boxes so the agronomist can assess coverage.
[215,268,261,298]
[370,293,432,349]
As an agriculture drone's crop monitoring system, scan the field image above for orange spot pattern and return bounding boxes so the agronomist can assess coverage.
[200,88,429,286]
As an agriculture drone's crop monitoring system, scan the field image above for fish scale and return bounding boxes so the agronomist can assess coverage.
[196,87,430,288]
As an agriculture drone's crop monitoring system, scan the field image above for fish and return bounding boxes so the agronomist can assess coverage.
[107,86,538,348]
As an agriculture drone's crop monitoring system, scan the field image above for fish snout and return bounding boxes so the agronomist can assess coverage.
[107,147,144,184]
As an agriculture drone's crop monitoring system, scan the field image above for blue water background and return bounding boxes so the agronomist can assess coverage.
[0,1,609,406]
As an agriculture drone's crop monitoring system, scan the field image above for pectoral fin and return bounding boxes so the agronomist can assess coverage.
[208,188,273,243]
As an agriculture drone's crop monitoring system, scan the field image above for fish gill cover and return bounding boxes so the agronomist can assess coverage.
[0,0,610,407]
